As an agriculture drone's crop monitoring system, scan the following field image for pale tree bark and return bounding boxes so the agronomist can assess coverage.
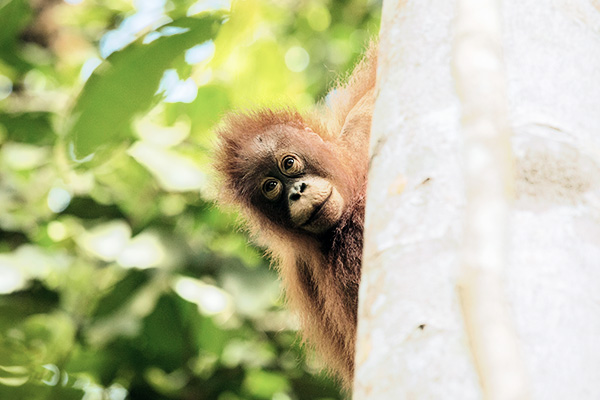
[354,0,600,399]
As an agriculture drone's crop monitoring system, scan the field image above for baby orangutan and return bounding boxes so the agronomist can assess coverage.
[214,43,377,387]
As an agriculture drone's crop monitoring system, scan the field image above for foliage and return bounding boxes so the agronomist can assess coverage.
[0,0,380,399]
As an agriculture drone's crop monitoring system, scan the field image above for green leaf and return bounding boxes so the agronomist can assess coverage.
[167,84,231,141]
[0,281,60,332]
[138,293,201,372]
[0,383,84,400]
[0,0,32,69]
[197,314,229,356]
[243,369,289,399]
[92,269,151,319]
[65,15,222,164]
[92,148,160,224]
[0,112,55,145]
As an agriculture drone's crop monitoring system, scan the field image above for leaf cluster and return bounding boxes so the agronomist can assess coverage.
[0,0,380,399]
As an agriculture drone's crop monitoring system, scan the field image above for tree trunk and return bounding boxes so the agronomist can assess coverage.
[354,0,600,399]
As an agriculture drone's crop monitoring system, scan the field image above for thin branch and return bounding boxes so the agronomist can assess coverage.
[452,0,531,399]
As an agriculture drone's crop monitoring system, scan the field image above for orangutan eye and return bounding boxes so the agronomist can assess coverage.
[280,155,303,176]
[261,178,282,201]
[284,157,294,169]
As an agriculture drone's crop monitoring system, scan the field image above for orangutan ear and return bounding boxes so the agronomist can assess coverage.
[304,126,324,142]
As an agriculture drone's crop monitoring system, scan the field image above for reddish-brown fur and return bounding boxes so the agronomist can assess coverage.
[214,42,377,388]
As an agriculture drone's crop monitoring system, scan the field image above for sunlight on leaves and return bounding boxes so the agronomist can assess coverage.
[78,220,132,262]
[173,276,233,316]
[128,141,207,191]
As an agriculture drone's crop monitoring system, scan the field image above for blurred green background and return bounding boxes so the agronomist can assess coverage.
[0,0,380,399]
